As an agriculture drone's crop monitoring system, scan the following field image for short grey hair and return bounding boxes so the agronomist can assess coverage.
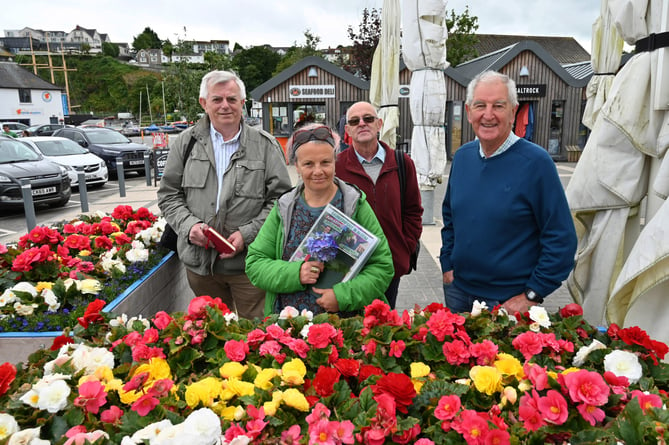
[466,71,518,108]
[199,70,246,100]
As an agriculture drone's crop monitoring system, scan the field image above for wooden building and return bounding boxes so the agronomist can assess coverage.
[250,38,592,161]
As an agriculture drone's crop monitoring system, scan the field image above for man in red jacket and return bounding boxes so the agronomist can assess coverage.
[335,101,423,309]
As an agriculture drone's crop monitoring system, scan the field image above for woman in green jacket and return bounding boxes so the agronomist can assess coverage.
[246,124,394,317]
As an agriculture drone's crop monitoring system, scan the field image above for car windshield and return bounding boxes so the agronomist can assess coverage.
[86,129,131,144]
[0,140,41,163]
[33,139,87,156]
[26,125,42,132]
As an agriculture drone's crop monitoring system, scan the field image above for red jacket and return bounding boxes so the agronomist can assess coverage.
[336,142,423,277]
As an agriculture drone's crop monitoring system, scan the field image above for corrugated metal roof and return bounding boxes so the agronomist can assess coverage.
[0,61,61,90]
[563,61,594,80]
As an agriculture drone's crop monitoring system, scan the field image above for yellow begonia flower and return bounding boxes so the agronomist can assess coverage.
[494,353,524,380]
[184,377,223,408]
[218,404,239,421]
[561,367,581,375]
[282,388,310,412]
[281,358,306,386]
[410,362,431,379]
[226,377,255,397]
[35,282,53,292]
[263,400,280,416]
[412,380,424,393]
[470,365,503,395]
[517,380,533,393]
[220,362,248,379]
[119,389,141,404]
[254,368,279,390]
[79,250,92,257]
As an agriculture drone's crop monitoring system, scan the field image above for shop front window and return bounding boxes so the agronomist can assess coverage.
[269,104,290,135]
[548,100,564,155]
[293,104,326,129]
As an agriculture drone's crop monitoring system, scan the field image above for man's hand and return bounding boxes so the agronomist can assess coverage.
[218,231,244,259]
[500,292,536,315]
[313,287,339,313]
[443,270,454,284]
[189,223,208,247]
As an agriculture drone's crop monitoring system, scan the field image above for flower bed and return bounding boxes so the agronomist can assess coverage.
[1,299,668,444]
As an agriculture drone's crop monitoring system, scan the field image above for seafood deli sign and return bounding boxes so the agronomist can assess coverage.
[289,85,335,98]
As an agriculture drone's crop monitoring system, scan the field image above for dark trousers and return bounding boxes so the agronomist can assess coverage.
[385,277,401,309]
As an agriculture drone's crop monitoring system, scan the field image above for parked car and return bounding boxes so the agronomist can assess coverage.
[0,138,71,208]
[53,127,149,175]
[21,136,108,188]
[1,121,29,134]
[24,124,66,137]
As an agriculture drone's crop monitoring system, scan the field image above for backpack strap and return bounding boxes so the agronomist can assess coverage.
[395,149,407,213]
[183,136,196,167]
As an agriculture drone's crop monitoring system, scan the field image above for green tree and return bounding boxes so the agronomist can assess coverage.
[274,29,324,74]
[346,8,382,79]
[81,43,91,55]
[132,27,162,51]
[102,42,120,58]
[232,45,282,95]
[162,61,207,123]
[446,6,480,66]
[204,51,233,71]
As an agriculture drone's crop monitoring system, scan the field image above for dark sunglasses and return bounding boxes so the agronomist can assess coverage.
[347,115,377,126]
[292,126,335,149]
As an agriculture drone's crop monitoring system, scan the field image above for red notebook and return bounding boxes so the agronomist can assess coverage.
[203,227,236,254]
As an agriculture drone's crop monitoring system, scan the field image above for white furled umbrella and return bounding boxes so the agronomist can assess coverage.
[401,0,448,191]
[566,0,669,342]
[581,0,625,130]
[370,0,401,149]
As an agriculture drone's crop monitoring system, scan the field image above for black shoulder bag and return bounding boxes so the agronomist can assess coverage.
[159,136,197,253]
[395,149,420,273]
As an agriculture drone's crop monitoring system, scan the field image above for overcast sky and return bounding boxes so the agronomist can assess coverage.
[4,0,598,53]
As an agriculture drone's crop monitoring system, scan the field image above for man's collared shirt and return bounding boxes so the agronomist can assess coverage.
[354,143,385,184]
[478,132,520,158]
[210,124,241,212]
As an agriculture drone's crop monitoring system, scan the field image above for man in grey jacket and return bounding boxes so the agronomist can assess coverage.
[158,70,291,320]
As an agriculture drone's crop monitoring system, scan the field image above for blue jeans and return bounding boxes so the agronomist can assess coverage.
[443,283,503,314]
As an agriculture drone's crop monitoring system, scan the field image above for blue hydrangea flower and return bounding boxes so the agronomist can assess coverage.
[305,232,339,262]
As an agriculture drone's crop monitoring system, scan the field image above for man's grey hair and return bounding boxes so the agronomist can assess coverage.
[465,71,518,108]
[199,70,246,100]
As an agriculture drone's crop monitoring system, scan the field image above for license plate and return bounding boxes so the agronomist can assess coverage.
[129,160,144,165]
[85,174,96,180]
[32,186,56,196]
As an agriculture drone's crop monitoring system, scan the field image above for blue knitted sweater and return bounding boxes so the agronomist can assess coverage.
[439,138,577,300]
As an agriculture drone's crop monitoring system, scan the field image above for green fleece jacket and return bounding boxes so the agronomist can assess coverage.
[246,178,394,316]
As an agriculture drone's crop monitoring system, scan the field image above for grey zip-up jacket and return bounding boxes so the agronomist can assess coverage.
[157,116,291,276]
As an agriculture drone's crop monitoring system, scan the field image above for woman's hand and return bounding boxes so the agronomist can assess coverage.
[313,287,339,312]
[300,261,324,285]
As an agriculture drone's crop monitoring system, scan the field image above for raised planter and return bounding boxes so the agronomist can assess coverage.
[0,252,194,365]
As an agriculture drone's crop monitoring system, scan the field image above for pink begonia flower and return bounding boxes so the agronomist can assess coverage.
[538,390,569,425]
[281,425,303,444]
[562,369,610,406]
[131,393,159,417]
[389,340,405,358]
[434,394,461,421]
[100,405,124,424]
[519,390,545,432]
[577,403,606,426]
[152,311,173,329]
[224,339,249,362]
[63,430,108,445]
[330,420,355,444]
[631,390,663,413]
[524,362,549,391]
[307,323,337,349]
[73,380,107,414]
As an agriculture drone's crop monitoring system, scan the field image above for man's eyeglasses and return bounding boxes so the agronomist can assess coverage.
[347,115,377,126]
[292,126,335,150]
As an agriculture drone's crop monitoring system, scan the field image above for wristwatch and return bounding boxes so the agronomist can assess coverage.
[524,288,544,304]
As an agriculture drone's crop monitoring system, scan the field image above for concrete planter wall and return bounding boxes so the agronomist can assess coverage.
[0,252,194,365]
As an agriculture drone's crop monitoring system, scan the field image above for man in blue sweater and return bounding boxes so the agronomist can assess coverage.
[440,70,577,314]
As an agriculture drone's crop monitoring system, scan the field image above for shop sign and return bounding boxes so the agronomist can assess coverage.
[399,85,410,97]
[289,85,335,98]
[516,84,546,97]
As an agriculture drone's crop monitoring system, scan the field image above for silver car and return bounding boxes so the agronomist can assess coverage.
[21,136,108,188]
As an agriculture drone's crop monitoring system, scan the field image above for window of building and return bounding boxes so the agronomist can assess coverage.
[548,100,565,155]
[269,105,289,135]
[18,89,31,103]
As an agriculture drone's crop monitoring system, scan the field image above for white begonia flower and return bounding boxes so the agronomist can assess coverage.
[573,339,607,367]
[7,427,44,445]
[130,419,174,443]
[182,408,222,443]
[35,379,71,413]
[471,300,488,317]
[279,306,300,320]
[41,288,60,311]
[62,278,76,290]
[224,312,239,324]
[94,210,107,218]
[528,305,551,328]
[77,279,102,295]
[529,322,542,333]
[127,316,150,330]
[0,413,19,440]
[12,282,38,297]
[0,289,18,308]
[300,322,313,338]
[300,309,314,320]
[13,302,37,316]
[125,244,149,263]
[71,345,115,375]
[19,388,40,408]
[227,436,252,445]
[604,350,643,384]
[109,313,128,328]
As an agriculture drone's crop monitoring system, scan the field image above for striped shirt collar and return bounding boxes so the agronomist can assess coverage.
[210,124,242,145]
[478,132,520,158]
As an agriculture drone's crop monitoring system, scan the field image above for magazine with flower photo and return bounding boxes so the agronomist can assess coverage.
[289,204,379,288]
